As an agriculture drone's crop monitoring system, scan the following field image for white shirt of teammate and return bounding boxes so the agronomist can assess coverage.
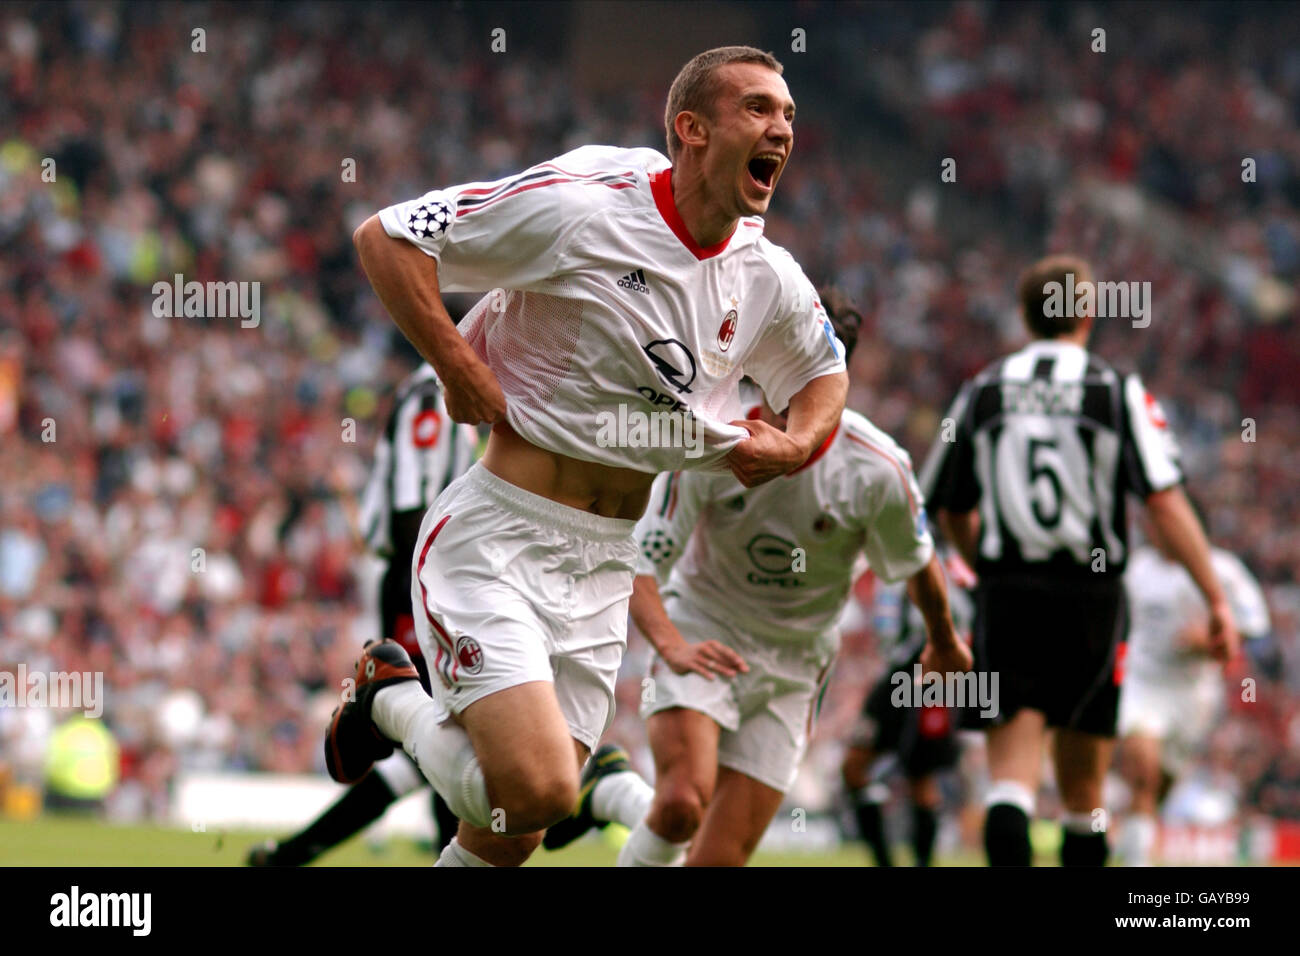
[1123,545,1270,687]
[634,397,935,651]
[377,145,846,474]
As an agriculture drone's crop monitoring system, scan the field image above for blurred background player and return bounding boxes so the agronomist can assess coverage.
[1115,505,1271,866]
[248,362,476,865]
[921,254,1239,866]
[841,547,975,866]
[543,290,970,866]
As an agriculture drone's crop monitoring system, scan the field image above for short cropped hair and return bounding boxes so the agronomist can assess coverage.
[1017,254,1093,339]
[664,46,784,161]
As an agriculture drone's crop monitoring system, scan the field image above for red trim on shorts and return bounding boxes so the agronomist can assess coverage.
[1113,642,1128,686]
[416,514,458,687]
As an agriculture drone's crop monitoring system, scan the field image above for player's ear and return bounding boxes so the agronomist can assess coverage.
[674,110,709,152]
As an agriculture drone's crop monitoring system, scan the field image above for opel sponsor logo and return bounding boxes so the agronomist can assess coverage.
[643,338,696,394]
[746,533,797,574]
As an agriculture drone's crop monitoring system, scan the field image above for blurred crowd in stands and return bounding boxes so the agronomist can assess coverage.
[1,2,1297,840]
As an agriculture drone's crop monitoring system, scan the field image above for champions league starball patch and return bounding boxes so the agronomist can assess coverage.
[407,200,453,240]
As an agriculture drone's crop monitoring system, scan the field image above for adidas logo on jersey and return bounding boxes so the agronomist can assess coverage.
[618,269,649,294]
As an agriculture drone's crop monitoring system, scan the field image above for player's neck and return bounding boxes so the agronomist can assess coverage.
[668,164,738,249]
[1037,331,1090,349]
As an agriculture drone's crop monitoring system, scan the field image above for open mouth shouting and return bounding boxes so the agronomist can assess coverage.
[747,151,783,194]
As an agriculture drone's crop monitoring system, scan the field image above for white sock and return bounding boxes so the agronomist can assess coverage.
[617,820,687,867]
[984,779,1036,816]
[1118,814,1157,866]
[373,751,424,798]
[434,837,493,867]
[373,682,492,829]
[592,771,654,829]
[1061,810,1098,835]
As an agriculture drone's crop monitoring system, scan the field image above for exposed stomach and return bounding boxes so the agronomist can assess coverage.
[482,420,656,520]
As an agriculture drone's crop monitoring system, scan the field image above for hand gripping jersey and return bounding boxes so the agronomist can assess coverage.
[378,145,845,473]
[634,404,935,648]
[1123,545,1271,687]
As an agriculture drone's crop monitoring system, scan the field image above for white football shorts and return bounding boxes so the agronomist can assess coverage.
[411,462,638,751]
[1118,672,1222,776]
[640,592,836,793]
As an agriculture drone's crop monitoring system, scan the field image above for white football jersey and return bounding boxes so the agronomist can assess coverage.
[635,404,934,648]
[377,145,846,474]
[1123,545,1270,685]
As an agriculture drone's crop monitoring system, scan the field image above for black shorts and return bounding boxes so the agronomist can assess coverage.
[964,575,1127,736]
[858,662,960,778]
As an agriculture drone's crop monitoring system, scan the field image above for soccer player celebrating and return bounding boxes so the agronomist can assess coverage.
[1115,510,1270,865]
[543,292,971,866]
[921,254,1239,866]
[330,47,848,867]
[249,362,475,865]
[841,548,975,866]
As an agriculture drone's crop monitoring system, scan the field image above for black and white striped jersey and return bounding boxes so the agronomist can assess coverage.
[919,340,1183,579]
[359,363,479,559]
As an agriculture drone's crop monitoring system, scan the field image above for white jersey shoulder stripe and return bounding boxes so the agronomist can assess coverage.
[841,426,920,517]
[457,169,639,219]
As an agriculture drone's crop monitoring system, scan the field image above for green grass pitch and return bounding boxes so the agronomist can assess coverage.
[0,815,903,867]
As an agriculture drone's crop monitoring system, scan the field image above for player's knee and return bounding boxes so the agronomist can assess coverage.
[652,781,707,843]
[463,829,544,867]
[501,773,579,833]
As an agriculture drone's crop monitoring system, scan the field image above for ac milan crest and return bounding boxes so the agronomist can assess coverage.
[455,635,484,674]
[718,309,738,352]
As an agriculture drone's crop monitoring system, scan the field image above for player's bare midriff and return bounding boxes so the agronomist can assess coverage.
[482,419,655,520]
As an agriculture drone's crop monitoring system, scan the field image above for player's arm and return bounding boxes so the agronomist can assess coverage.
[1120,374,1238,661]
[629,575,746,680]
[353,217,505,425]
[937,509,979,569]
[1145,487,1237,660]
[728,371,848,487]
[356,153,606,425]
[908,553,972,675]
[733,278,848,487]
[630,471,747,679]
